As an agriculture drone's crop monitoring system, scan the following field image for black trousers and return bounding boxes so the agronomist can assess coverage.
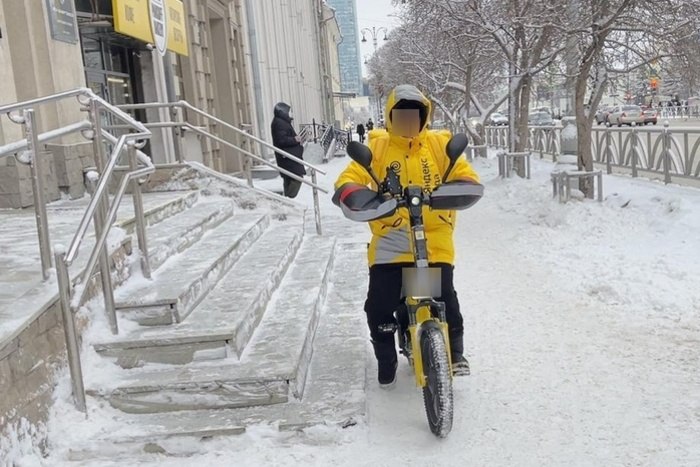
[364,262,464,362]
[282,177,302,198]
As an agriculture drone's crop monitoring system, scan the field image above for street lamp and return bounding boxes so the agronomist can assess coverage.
[361,26,388,52]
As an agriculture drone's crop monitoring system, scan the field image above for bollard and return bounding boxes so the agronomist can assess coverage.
[631,121,638,178]
[663,120,671,184]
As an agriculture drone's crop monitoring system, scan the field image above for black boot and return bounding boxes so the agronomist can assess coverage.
[450,332,471,376]
[372,339,398,388]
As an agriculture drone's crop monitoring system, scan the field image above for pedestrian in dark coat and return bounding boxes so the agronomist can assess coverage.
[271,102,305,198]
[356,123,366,143]
[366,118,374,131]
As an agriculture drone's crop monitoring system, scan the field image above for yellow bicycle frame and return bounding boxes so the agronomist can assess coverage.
[406,297,453,388]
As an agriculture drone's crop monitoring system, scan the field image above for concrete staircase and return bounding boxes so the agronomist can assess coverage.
[64,171,369,457]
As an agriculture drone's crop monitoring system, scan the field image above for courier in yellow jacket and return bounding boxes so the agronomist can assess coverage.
[332,84,482,385]
[335,86,479,266]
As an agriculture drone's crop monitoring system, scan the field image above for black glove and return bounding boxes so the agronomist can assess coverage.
[333,184,398,222]
[430,181,484,211]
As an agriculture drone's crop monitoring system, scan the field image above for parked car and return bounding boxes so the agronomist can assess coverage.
[595,105,613,125]
[606,105,644,127]
[640,106,658,125]
[488,112,508,126]
[528,111,554,126]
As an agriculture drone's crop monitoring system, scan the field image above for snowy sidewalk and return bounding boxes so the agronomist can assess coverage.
[25,153,700,465]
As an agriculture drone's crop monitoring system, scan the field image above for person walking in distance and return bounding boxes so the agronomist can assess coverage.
[356,122,366,143]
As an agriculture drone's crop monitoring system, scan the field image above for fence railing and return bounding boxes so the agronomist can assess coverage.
[658,105,700,119]
[485,123,700,184]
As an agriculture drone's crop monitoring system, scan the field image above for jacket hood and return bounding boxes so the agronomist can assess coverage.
[274,102,292,122]
[385,84,432,135]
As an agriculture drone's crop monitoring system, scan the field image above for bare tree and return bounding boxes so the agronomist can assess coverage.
[558,0,698,196]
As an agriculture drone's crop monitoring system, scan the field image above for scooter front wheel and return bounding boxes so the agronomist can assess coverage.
[420,322,454,437]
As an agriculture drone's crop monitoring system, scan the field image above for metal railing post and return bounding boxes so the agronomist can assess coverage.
[128,142,152,279]
[54,247,87,413]
[663,121,671,184]
[631,122,638,178]
[171,105,184,163]
[311,169,322,235]
[22,109,52,280]
[88,99,119,335]
[605,127,612,174]
[241,124,254,188]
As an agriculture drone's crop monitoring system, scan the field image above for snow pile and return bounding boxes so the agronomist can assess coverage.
[561,121,577,141]
[0,418,46,466]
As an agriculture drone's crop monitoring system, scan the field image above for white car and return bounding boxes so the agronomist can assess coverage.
[606,105,644,127]
[488,112,508,126]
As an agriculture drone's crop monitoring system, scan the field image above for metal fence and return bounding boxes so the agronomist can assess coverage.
[658,105,700,119]
[485,123,700,184]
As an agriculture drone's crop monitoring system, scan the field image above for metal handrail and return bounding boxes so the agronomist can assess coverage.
[65,145,154,306]
[179,101,326,175]
[118,101,327,234]
[119,101,326,175]
[182,123,327,193]
[0,121,92,159]
[55,101,153,413]
[64,133,151,264]
[1,88,154,413]
[100,129,154,169]
[55,153,153,413]
[0,88,89,114]
[104,119,327,193]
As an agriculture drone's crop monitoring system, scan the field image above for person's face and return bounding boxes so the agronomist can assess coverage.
[392,109,420,137]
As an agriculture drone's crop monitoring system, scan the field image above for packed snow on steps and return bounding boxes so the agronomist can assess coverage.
[11,153,700,466]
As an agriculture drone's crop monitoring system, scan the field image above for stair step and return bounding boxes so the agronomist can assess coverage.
[70,243,369,453]
[94,222,305,367]
[113,214,269,326]
[117,191,199,235]
[146,198,234,271]
[96,235,337,414]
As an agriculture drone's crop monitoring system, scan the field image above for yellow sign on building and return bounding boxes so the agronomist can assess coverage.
[112,0,189,56]
[165,0,188,56]
[113,0,152,44]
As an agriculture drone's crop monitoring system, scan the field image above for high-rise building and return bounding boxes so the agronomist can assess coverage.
[326,0,363,94]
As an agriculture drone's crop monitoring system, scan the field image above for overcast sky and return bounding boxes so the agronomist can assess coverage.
[354,0,401,76]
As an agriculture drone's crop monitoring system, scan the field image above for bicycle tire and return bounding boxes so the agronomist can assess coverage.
[420,322,454,437]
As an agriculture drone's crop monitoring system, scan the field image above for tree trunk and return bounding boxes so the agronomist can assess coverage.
[511,75,532,176]
[575,67,594,198]
[516,76,532,152]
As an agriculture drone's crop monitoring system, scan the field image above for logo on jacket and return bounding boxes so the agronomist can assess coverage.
[390,161,401,173]
[421,157,432,191]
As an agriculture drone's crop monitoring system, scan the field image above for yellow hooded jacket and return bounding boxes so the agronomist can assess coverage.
[335,85,480,266]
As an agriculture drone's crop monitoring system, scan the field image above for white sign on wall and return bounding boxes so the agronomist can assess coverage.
[149,0,168,56]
